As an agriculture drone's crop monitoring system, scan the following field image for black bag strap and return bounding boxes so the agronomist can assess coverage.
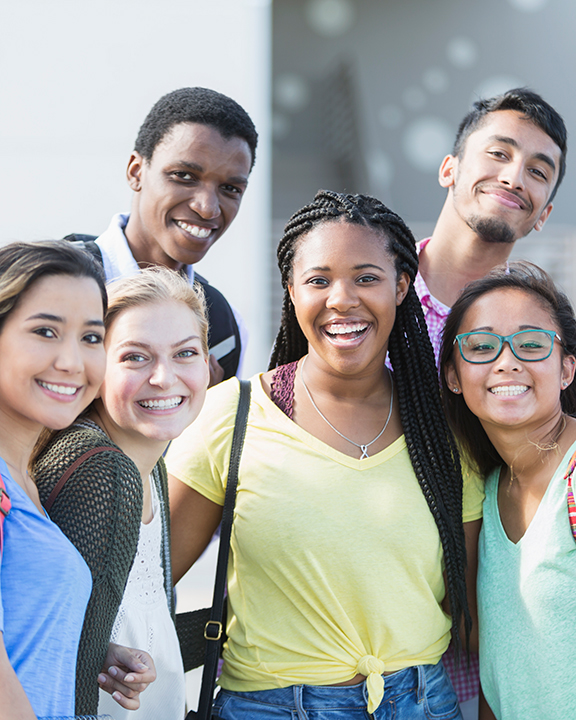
[194,273,241,380]
[190,379,251,720]
[63,234,104,266]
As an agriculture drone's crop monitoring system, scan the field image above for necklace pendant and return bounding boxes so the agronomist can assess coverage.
[299,357,394,463]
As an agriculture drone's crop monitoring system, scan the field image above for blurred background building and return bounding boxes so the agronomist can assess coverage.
[271,0,576,337]
[1,0,576,708]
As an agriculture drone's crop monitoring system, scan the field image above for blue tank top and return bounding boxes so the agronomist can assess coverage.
[0,458,92,717]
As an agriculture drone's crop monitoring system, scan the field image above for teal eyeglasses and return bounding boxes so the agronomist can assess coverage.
[454,329,563,364]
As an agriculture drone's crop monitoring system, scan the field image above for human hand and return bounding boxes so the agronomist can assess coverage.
[97,643,156,709]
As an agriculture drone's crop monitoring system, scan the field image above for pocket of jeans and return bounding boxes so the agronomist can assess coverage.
[422,664,461,720]
[212,690,229,718]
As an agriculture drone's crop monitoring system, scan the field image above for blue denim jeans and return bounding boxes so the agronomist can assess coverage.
[212,663,462,719]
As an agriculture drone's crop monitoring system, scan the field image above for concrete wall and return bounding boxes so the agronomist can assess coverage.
[0,0,272,375]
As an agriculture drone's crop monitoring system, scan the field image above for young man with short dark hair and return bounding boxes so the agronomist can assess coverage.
[417,88,567,365]
[94,87,258,383]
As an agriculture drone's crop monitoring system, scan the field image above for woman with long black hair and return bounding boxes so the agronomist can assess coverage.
[168,190,482,720]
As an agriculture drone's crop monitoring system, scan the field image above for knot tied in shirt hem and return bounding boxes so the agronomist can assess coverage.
[356,655,385,713]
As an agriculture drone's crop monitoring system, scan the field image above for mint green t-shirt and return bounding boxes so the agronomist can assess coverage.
[478,441,576,719]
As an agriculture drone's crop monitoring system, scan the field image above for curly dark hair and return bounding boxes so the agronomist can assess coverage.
[270,189,471,655]
[134,87,258,169]
[440,260,576,478]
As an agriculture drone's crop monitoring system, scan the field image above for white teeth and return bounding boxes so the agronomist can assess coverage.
[489,385,528,396]
[176,221,211,239]
[38,381,78,396]
[138,397,183,409]
[325,323,368,335]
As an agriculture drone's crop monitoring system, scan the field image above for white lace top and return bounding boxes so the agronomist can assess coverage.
[98,477,185,719]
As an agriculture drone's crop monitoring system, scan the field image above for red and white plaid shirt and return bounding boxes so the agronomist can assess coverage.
[414,238,451,368]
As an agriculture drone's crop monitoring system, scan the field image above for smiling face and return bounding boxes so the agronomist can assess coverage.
[125,122,252,268]
[288,219,409,377]
[0,274,106,433]
[97,299,209,447]
[445,288,575,436]
[440,110,562,244]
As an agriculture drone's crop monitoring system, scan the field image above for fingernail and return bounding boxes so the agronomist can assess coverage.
[109,666,118,677]
[137,663,148,671]
[125,674,135,683]
[98,674,106,684]
[112,692,122,702]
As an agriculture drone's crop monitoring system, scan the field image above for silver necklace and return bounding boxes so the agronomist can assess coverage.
[300,356,394,459]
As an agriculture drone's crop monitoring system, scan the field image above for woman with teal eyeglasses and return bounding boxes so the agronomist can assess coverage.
[440,261,576,720]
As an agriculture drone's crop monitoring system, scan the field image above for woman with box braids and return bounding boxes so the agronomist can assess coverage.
[271,188,469,637]
[167,190,483,720]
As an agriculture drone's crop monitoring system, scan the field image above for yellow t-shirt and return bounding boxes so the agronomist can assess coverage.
[167,375,483,708]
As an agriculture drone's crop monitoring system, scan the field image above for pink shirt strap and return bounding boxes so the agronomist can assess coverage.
[0,473,11,556]
[563,451,576,541]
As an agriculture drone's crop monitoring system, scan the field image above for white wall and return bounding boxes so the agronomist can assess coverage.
[0,0,272,375]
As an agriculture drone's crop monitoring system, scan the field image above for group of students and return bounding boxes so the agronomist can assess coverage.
[0,83,574,720]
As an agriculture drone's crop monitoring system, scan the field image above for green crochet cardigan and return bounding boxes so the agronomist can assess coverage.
[33,419,174,716]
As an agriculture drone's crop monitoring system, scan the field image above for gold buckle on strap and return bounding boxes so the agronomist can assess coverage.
[204,620,223,641]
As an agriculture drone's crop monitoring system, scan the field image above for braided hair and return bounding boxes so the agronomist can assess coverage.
[270,189,471,654]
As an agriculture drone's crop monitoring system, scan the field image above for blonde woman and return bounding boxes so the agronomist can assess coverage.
[34,267,210,719]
